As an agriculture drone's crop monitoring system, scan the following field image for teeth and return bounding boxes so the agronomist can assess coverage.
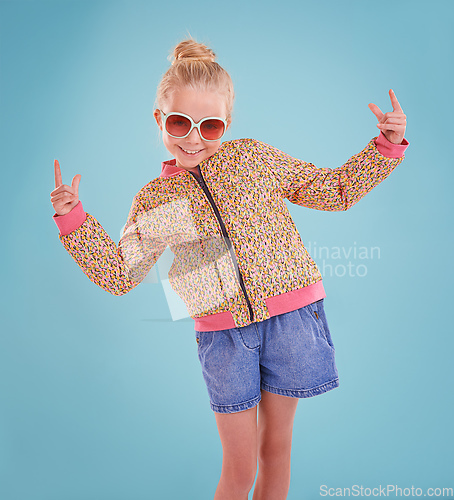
[182,148,201,155]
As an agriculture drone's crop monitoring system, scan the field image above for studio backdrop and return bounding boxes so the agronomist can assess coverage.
[1,0,453,499]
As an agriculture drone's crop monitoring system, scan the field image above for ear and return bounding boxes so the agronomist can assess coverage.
[154,109,163,131]
[226,116,232,131]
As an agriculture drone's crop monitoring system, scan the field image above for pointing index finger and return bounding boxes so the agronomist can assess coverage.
[54,159,62,188]
[389,89,403,112]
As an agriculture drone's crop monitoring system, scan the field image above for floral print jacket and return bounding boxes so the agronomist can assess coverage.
[53,132,409,331]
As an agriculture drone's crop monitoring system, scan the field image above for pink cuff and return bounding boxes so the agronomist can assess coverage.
[53,201,87,236]
[374,131,409,158]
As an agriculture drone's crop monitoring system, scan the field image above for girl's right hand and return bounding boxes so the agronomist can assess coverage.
[51,159,82,216]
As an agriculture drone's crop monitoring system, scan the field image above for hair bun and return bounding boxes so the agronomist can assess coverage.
[170,39,216,65]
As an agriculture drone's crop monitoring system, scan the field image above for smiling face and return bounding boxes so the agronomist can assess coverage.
[154,87,231,171]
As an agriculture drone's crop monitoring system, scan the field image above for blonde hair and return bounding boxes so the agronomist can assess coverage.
[156,39,234,119]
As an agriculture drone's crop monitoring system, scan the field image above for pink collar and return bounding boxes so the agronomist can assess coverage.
[160,158,202,178]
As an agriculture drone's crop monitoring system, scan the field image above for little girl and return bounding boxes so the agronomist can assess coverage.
[50,39,409,500]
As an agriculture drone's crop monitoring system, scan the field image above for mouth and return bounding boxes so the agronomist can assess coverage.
[179,146,204,157]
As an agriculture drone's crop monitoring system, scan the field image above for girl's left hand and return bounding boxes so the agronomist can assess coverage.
[368,89,407,145]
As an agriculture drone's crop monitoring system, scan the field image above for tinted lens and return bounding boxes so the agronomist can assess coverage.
[200,119,225,140]
[165,114,191,137]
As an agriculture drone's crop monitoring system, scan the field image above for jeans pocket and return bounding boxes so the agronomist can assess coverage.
[315,300,335,350]
[195,331,214,353]
[306,300,335,350]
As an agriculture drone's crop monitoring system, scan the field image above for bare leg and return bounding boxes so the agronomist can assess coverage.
[252,390,299,500]
[213,404,258,500]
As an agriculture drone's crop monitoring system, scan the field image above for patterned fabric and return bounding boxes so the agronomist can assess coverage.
[57,136,406,329]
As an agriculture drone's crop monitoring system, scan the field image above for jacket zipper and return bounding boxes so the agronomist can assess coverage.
[189,167,254,322]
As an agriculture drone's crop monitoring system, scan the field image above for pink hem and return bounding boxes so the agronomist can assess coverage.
[374,132,409,158]
[265,280,326,316]
[53,201,87,235]
[193,281,326,332]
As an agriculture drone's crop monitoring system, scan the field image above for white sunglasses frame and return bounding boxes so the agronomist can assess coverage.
[158,109,228,142]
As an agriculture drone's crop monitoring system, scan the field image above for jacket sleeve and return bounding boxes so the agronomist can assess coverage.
[252,131,409,211]
[52,194,167,295]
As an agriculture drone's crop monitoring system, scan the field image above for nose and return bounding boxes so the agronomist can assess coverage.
[186,126,202,143]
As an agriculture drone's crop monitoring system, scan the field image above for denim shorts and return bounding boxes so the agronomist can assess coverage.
[195,298,339,414]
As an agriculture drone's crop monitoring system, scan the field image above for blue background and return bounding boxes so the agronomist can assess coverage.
[1,0,453,498]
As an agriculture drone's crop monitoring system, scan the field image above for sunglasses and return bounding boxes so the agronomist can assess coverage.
[158,109,227,142]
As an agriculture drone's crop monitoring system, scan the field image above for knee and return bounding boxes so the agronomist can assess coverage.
[222,458,257,492]
[258,442,291,467]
